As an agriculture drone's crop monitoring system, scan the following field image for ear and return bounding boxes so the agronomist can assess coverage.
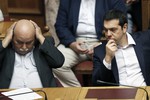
[123,23,128,33]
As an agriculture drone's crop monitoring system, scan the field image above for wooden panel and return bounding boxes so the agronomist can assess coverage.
[7,0,45,32]
[8,0,43,14]
[0,0,9,18]
[142,0,150,30]
[0,21,14,40]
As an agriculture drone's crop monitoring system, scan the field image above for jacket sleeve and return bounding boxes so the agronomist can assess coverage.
[92,44,116,86]
[39,37,65,68]
[0,41,7,68]
[109,0,127,13]
[55,0,76,47]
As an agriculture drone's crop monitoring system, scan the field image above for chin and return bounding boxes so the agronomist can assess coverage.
[17,51,29,55]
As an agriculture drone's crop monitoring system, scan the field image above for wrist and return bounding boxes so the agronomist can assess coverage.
[2,38,11,48]
[105,55,113,64]
[38,35,45,44]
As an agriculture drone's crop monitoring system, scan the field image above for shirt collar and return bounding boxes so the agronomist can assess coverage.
[126,32,136,46]
[118,32,136,49]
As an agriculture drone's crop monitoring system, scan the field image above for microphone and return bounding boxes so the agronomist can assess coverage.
[97,80,149,100]
[0,89,47,100]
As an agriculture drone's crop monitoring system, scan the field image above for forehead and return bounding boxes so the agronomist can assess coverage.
[104,19,119,28]
[14,20,35,35]
[13,32,35,42]
[13,20,35,42]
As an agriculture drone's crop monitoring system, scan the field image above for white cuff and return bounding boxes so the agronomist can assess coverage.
[103,59,111,70]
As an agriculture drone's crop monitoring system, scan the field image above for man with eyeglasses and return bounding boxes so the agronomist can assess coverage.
[0,19,64,88]
[92,9,150,86]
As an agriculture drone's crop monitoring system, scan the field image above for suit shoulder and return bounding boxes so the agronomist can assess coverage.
[94,42,106,55]
[95,42,106,50]
[132,30,150,41]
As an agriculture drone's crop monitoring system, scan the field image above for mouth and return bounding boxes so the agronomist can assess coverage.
[16,49,30,55]
[106,37,113,41]
[18,51,29,55]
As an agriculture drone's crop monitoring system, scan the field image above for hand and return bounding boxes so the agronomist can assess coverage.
[30,20,45,44]
[87,42,101,59]
[69,41,89,54]
[105,39,118,64]
[125,0,138,5]
[2,22,17,48]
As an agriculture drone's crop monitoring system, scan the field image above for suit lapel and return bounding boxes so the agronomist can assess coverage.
[134,41,146,77]
[7,49,15,79]
[95,0,106,36]
[111,58,119,83]
[33,48,41,74]
[72,0,81,31]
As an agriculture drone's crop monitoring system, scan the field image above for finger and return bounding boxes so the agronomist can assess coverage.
[7,22,17,35]
[110,42,117,47]
[87,49,93,55]
[30,20,39,28]
[30,20,41,33]
[107,39,116,46]
[107,40,117,50]
[80,49,89,54]
[126,0,131,4]
[9,22,17,30]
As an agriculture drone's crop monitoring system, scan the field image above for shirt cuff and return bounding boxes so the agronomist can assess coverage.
[103,59,111,70]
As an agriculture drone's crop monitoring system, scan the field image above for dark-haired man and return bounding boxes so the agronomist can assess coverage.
[92,9,150,86]
[53,0,127,87]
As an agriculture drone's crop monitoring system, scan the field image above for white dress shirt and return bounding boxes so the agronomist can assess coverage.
[103,33,146,86]
[9,50,43,88]
[0,9,4,21]
[76,0,97,38]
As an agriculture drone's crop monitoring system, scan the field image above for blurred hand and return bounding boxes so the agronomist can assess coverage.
[2,22,17,48]
[30,20,45,44]
[87,42,101,59]
[69,41,89,54]
[125,0,138,5]
[105,39,118,64]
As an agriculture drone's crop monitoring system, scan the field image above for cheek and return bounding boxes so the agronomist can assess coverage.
[13,43,20,50]
[112,32,121,40]
[27,44,34,49]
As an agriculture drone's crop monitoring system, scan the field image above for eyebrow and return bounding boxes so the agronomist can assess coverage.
[30,21,36,29]
[103,26,118,30]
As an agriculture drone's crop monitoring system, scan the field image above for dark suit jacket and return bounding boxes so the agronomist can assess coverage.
[92,30,150,86]
[0,37,64,88]
[55,0,127,47]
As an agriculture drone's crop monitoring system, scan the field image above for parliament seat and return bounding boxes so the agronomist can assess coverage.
[73,61,93,86]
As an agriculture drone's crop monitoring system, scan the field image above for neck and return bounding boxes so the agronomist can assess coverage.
[118,33,128,47]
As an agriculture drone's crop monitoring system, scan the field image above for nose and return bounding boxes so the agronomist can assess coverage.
[22,43,27,50]
[105,30,112,40]
[107,30,112,36]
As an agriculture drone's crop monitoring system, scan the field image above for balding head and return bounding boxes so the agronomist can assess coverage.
[14,19,35,37]
[12,19,36,55]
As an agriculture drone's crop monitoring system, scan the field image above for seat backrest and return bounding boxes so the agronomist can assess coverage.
[0,0,9,19]
[45,0,60,46]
